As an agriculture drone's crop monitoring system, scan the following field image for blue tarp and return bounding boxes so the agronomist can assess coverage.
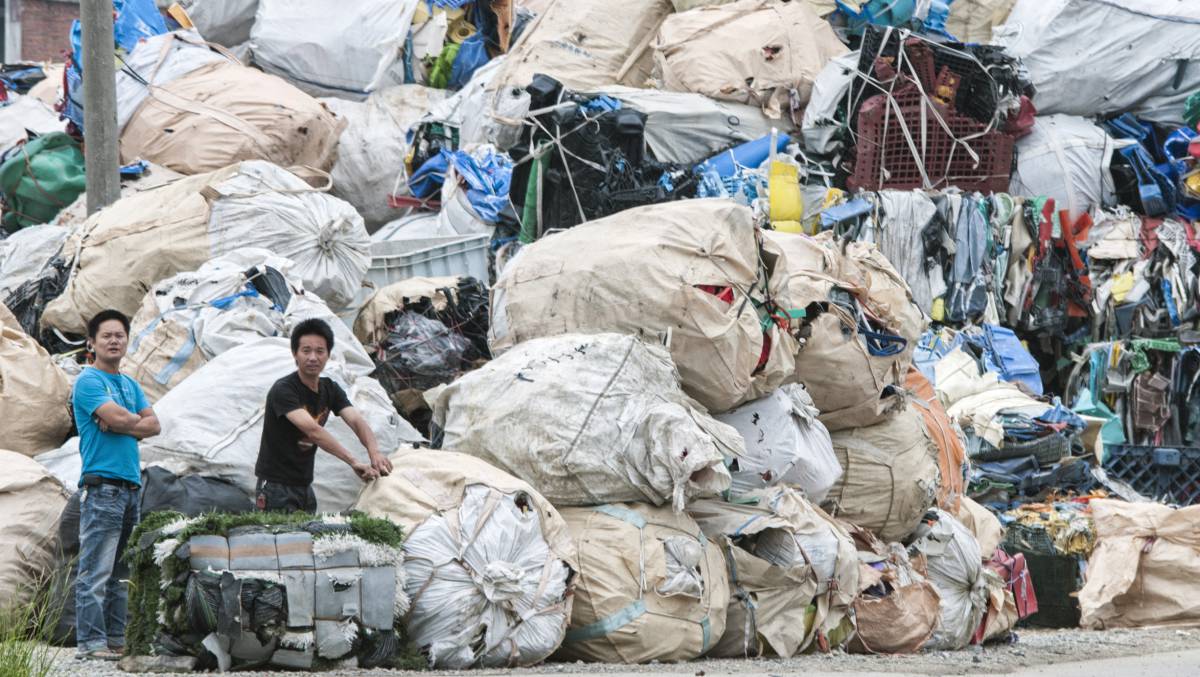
[409,146,513,223]
[449,33,490,91]
[67,0,167,130]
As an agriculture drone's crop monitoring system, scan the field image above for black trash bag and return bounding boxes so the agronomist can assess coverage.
[140,466,253,517]
[4,254,74,350]
[239,579,287,632]
[375,312,471,393]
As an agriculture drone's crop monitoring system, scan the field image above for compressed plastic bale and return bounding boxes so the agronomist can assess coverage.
[0,450,69,608]
[432,333,738,510]
[112,32,230,134]
[41,161,370,335]
[653,0,848,122]
[354,449,575,669]
[140,337,421,512]
[179,0,259,46]
[952,496,1004,558]
[493,0,673,92]
[0,94,66,153]
[911,509,988,650]
[0,320,72,456]
[824,405,941,543]
[995,0,1200,124]
[602,86,779,165]
[942,0,1015,43]
[352,276,465,347]
[1079,500,1200,629]
[905,368,967,509]
[688,487,858,657]
[0,224,68,300]
[766,230,926,431]
[321,85,446,229]
[554,503,728,663]
[846,532,941,655]
[491,199,800,413]
[1009,115,1117,220]
[714,384,841,503]
[124,249,374,402]
[250,0,419,100]
[119,55,343,175]
[0,131,85,230]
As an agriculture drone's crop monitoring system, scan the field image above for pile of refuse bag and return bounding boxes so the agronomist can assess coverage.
[5,0,1200,671]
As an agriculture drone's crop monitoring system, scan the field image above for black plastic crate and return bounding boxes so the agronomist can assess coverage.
[1103,445,1200,506]
[1001,524,1083,629]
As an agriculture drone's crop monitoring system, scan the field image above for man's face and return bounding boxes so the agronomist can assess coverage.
[92,319,128,362]
[294,334,330,379]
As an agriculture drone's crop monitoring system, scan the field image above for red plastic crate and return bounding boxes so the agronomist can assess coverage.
[848,77,1015,193]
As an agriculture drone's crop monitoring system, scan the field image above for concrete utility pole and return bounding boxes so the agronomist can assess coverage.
[80,0,121,215]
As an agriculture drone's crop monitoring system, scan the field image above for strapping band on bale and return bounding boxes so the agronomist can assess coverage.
[563,600,647,643]
[593,504,647,529]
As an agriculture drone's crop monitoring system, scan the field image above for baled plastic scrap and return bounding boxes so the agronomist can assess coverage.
[139,337,422,512]
[408,144,514,224]
[554,502,728,664]
[910,510,988,650]
[0,132,85,231]
[766,229,927,431]
[846,530,942,655]
[123,250,375,402]
[491,0,673,92]
[653,0,848,122]
[1010,115,1118,221]
[80,28,342,175]
[431,333,738,510]
[354,449,575,668]
[250,0,420,99]
[126,512,411,669]
[714,385,842,503]
[1078,499,1200,629]
[688,486,859,657]
[490,199,800,414]
[824,405,942,543]
[0,450,68,610]
[39,161,370,336]
[0,319,72,456]
[996,0,1200,125]
[321,85,447,230]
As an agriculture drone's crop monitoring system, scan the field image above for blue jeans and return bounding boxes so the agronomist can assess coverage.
[75,483,140,652]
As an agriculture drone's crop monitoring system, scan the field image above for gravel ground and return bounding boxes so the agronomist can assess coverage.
[46,626,1200,676]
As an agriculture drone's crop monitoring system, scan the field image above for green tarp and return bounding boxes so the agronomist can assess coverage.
[0,131,86,231]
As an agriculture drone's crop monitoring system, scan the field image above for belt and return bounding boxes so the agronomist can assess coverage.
[84,474,140,490]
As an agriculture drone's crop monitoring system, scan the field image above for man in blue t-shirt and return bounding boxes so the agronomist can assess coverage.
[72,309,160,661]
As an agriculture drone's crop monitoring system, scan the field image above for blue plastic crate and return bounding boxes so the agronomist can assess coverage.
[1102,445,1200,506]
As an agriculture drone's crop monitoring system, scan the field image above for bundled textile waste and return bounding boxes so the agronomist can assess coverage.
[7,0,1200,670]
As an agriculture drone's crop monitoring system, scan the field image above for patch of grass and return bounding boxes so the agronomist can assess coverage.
[0,575,63,677]
[348,511,405,549]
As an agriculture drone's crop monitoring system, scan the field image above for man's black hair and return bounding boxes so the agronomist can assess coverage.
[290,318,335,354]
[87,309,131,339]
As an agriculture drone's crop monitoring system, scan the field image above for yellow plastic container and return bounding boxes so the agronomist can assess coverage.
[768,161,803,225]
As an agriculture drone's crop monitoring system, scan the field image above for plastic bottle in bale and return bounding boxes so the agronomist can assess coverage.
[354,449,575,669]
[554,502,729,663]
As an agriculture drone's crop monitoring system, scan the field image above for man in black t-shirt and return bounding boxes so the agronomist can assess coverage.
[254,318,394,512]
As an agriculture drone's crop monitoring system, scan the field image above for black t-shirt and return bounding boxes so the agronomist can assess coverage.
[255,372,353,487]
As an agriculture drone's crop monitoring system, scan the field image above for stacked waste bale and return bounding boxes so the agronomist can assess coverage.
[123,511,412,670]
[354,449,576,668]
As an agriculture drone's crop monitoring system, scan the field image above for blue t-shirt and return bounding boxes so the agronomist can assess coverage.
[72,367,149,487]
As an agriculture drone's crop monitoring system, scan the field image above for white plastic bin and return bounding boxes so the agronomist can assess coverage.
[366,234,490,288]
